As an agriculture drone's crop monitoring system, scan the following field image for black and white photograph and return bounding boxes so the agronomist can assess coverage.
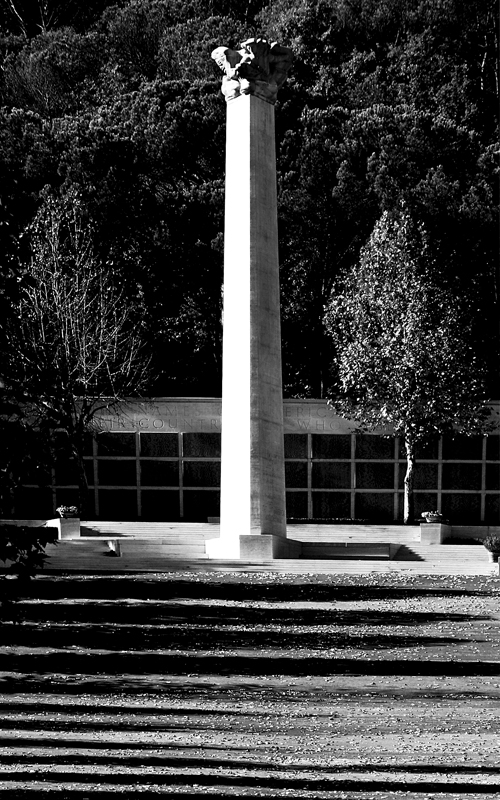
[0,1,499,796]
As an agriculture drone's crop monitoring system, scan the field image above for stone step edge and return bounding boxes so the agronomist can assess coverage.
[39,557,497,569]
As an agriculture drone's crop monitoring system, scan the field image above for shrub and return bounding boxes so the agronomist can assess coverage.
[0,525,58,578]
[482,534,500,553]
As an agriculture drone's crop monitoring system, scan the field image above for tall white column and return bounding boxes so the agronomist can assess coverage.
[206,39,295,560]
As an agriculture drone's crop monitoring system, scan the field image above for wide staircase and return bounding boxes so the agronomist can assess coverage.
[40,521,497,576]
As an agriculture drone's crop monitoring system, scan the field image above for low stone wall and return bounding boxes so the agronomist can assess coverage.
[1,519,49,527]
[0,518,81,540]
[451,525,500,541]
[419,523,500,545]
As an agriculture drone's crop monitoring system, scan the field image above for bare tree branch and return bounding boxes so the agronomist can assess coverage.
[1,190,151,515]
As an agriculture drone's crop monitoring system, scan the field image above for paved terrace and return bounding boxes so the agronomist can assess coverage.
[0,571,499,798]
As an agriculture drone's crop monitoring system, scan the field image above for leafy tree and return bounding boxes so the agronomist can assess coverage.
[324,208,494,523]
[0,190,151,515]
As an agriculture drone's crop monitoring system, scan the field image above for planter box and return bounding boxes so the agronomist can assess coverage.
[420,522,451,545]
[46,517,81,540]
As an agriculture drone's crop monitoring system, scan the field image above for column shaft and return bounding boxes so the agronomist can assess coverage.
[209,94,286,559]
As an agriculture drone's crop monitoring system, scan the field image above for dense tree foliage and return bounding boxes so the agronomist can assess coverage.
[324,208,494,523]
[0,0,498,398]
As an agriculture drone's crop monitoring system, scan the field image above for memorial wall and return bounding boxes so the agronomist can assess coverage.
[14,399,500,524]
[90,398,356,434]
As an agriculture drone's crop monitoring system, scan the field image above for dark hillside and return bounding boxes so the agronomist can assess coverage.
[0,0,497,397]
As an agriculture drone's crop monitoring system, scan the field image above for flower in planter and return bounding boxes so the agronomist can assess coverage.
[56,505,79,518]
[421,510,444,523]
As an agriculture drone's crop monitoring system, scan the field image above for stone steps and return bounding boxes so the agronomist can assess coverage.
[41,541,495,575]
[397,544,491,561]
[2,521,492,576]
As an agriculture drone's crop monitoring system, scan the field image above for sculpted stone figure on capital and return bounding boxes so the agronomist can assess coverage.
[212,37,293,103]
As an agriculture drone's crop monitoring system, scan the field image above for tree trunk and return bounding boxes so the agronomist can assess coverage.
[76,457,90,519]
[403,437,415,525]
[72,437,90,520]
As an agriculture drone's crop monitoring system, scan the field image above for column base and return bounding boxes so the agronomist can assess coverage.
[206,533,302,561]
[205,535,241,560]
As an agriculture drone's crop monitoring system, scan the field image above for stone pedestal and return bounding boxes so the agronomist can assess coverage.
[47,517,81,540]
[206,93,287,560]
[420,522,451,545]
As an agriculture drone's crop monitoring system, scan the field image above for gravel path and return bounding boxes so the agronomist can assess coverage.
[0,572,499,798]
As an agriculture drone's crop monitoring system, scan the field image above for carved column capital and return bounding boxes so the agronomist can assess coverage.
[212,38,293,104]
